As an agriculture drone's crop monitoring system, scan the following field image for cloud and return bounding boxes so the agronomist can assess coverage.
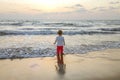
[75,8,88,12]
[109,6,120,10]
[74,4,83,7]
[110,1,120,4]
[91,6,120,11]
[65,4,88,12]
[30,9,42,12]
[65,4,83,9]
[92,7,105,10]
[21,6,42,13]
[91,7,107,11]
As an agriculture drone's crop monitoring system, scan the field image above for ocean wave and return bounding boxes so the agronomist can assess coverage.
[0,20,120,27]
[99,28,120,31]
[0,20,120,36]
[0,22,23,26]
[19,28,77,31]
[0,30,118,36]
[106,21,120,25]
[0,41,120,59]
[41,22,94,27]
[0,21,94,27]
[20,28,35,30]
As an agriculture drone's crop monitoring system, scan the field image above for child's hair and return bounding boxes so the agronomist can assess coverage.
[57,30,63,35]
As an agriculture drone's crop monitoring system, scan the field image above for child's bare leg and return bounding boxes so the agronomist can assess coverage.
[57,53,60,64]
[60,53,64,64]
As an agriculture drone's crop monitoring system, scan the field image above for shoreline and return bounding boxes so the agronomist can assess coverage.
[0,47,120,60]
[0,41,120,59]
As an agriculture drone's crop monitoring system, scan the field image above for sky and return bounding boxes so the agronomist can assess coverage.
[0,0,120,20]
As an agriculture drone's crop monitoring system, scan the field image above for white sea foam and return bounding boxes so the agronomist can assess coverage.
[0,41,120,59]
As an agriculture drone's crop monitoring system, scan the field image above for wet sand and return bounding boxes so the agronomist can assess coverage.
[0,49,120,80]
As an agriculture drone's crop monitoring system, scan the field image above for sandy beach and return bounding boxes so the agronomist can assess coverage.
[0,0,120,80]
[0,49,120,80]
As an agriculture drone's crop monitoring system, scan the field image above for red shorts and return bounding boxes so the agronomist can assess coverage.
[57,46,63,54]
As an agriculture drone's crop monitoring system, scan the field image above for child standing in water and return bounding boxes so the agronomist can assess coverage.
[54,30,65,64]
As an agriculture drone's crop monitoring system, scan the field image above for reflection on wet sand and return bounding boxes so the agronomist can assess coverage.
[55,63,66,80]
[55,53,66,79]
[55,63,66,76]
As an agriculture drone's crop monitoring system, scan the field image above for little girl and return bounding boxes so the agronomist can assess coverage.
[54,30,65,64]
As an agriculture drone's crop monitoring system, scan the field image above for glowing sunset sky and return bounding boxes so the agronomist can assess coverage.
[0,0,120,20]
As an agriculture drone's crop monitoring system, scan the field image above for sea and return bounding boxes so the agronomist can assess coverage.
[0,20,120,58]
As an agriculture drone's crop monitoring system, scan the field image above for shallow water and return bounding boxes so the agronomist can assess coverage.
[0,34,120,58]
[0,20,120,58]
[0,34,120,48]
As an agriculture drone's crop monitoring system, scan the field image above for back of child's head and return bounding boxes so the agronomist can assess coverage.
[57,30,63,35]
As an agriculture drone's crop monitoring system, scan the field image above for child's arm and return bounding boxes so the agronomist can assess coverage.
[54,37,57,44]
[63,38,65,46]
